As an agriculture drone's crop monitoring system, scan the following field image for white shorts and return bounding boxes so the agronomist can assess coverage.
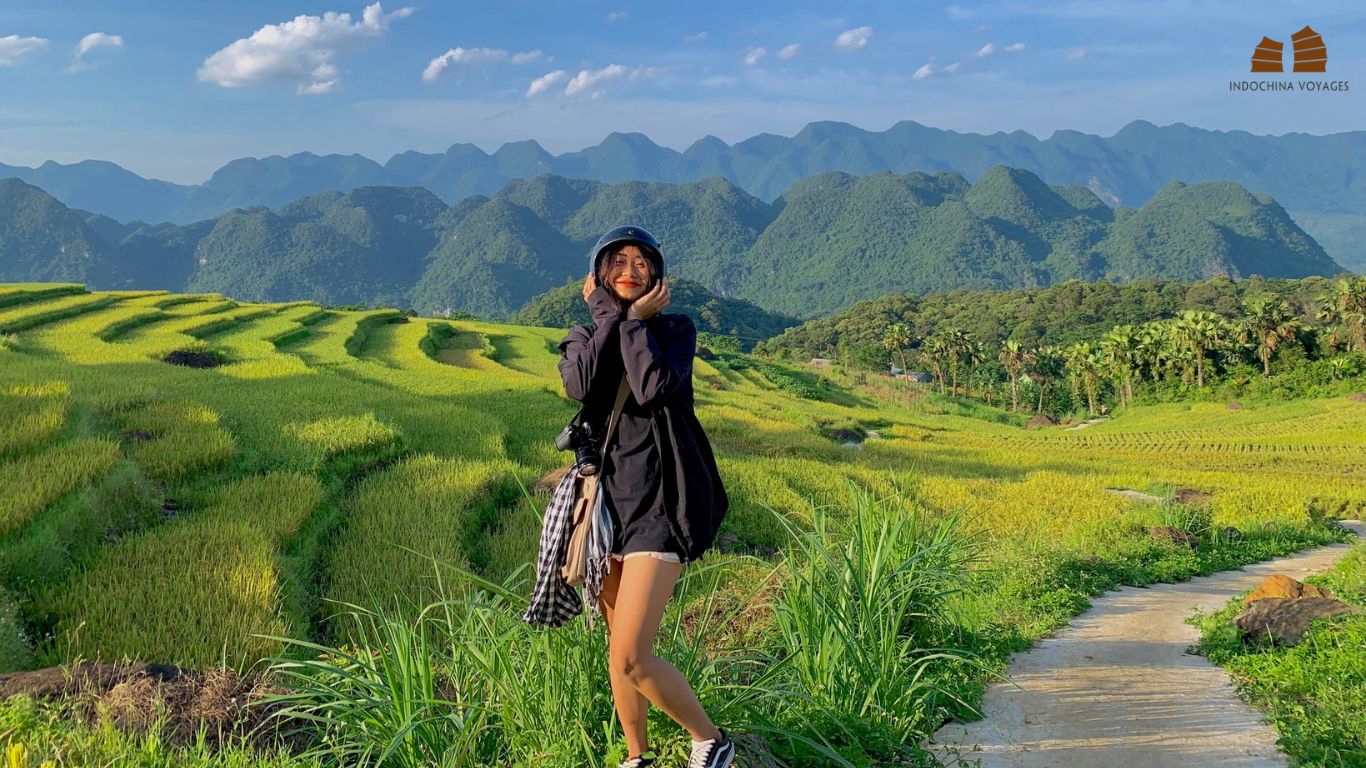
[610,550,682,564]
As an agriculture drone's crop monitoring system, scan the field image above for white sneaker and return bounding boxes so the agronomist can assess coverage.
[688,728,736,768]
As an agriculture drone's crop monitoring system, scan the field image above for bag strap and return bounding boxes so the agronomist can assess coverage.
[598,373,632,469]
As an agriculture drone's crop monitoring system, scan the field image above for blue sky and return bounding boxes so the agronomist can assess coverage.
[1,0,1362,184]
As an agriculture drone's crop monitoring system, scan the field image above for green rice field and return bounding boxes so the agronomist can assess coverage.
[1,283,1364,765]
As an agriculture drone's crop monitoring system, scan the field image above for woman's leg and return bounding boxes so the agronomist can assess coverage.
[600,557,652,758]
[609,555,722,742]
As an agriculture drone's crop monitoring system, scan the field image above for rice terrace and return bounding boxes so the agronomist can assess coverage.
[1,277,1364,766]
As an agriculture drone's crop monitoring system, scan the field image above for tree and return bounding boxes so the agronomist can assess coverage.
[920,335,950,394]
[1099,324,1141,407]
[1237,294,1301,376]
[1028,345,1066,414]
[1170,310,1229,389]
[881,321,913,376]
[998,340,1035,412]
[942,328,978,395]
[1064,342,1102,415]
[1316,277,1366,354]
[1135,321,1172,383]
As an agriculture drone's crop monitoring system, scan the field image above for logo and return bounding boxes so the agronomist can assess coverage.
[1250,26,1326,73]
[1231,25,1346,92]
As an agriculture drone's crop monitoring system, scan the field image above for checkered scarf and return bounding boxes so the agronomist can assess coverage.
[522,456,613,629]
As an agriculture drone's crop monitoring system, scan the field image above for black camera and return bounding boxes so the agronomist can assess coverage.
[555,412,605,475]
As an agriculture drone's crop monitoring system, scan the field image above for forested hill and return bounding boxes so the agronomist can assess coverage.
[0,166,1343,322]
[753,275,1346,369]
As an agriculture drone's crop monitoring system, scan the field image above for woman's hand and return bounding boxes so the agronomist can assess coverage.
[582,272,598,304]
[626,277,670,321]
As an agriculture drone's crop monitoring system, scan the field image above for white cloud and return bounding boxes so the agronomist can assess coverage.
[511,49,542,64]
[682,31,707,44]
[1065,48,1087,61]
[1004,42,1025,52]
[526,69,567,97]
[913,61,935,80]
[945,61,961,73]
[946,4,975,20]
[197,2,413,94]
[977,42,996,57]
[422,47,509,82]
[606,10,628,21]
[700,75,737,87]
[834,26,872,51]
[777,43,801,60]
[0,35,49,67]
[563,64,662,98]
[743,47,766,65]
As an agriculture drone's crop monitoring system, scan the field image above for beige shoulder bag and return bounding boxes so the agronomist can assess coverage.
[561,373,632,586]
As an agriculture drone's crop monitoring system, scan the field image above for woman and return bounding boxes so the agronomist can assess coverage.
[557,225,735,768]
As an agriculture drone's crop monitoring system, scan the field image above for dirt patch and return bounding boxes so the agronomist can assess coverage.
[1227,401,1243,410]
[1027,414,1057,429]
[162,349,223,368]
[1173,487,1212,506]
[1349,392,1366,402]
[1149,525,1196,548]
[1,662,300,751]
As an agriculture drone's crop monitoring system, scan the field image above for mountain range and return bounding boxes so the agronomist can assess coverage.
[0,165,1343,323]
[2,119,1363,272]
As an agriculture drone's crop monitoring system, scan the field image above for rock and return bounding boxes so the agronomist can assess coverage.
[1235,597,1359,645]
[1227,401,1243,410]
[1026,414,1057,429]
[1242,574,1335,606]
[697,346,715,361]
[1149,525,1196,548]
[1218,526,1245,543]
[1173,487,1212,506]
[1349,392,1366,402]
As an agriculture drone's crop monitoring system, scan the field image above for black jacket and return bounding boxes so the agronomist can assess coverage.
[558,283,729,562]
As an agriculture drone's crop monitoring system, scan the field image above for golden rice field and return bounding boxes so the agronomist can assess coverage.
[1,283,1365,675]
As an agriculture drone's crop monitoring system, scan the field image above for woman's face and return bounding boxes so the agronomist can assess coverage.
[604,244,653,302]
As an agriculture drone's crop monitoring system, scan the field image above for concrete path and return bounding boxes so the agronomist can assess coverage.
[930,521,1365,768]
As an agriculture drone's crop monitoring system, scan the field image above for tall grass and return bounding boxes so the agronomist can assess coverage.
[770,479,983,757]
[257,480,983,767]
[259,556,817,767]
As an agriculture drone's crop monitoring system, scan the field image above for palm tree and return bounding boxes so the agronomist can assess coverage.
[1135,322,1171,382]
[1316,277,1366,353]
[1170,310,1228,389]
[941,328,974,395]
[881,321,913,377]
[1064,342,1102,415]
[1028,345,1066,415]
[920,335,950,394]
[1237,294,1301,376]
[1099,325,1141,407]
[998,340,1034,412]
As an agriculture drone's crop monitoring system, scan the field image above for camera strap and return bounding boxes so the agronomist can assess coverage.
[598,373,632,470]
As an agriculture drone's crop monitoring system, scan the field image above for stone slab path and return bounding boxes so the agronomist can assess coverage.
[930,521,1365,768]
